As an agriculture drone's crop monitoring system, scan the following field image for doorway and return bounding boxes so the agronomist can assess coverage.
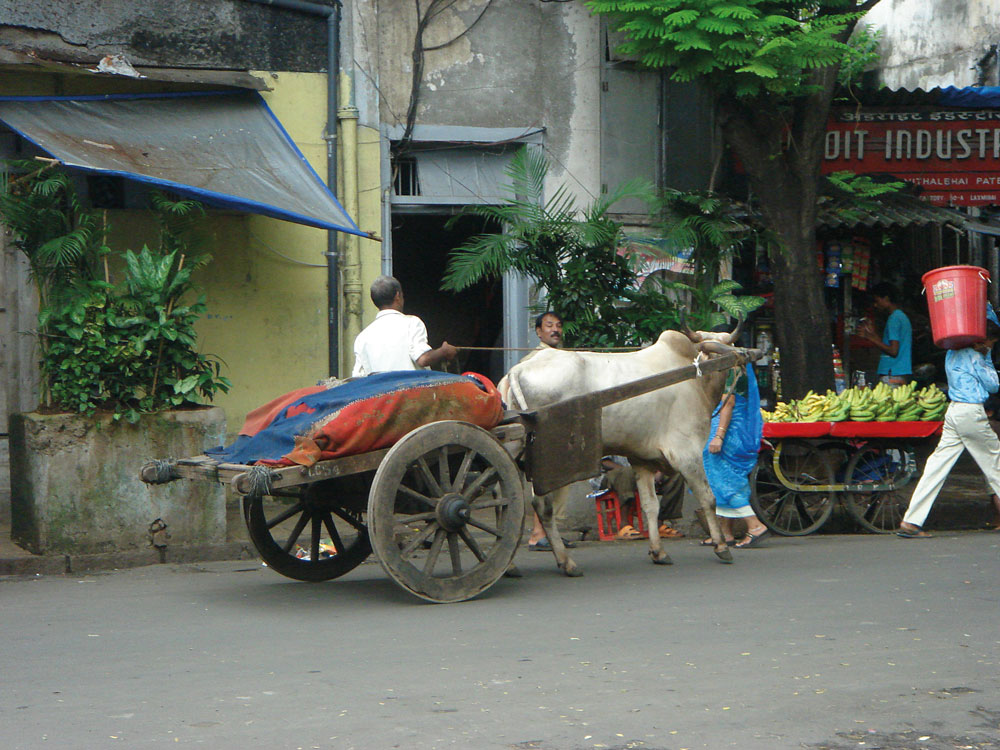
[390,212,505,384]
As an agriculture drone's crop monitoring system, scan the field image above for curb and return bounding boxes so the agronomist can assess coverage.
[0,542,256,578]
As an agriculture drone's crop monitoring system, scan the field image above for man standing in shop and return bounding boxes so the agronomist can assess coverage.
[859,281,912,387]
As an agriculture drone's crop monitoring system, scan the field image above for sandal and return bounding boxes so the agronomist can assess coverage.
[699,537,734,547]
[896,524,932,539]
[658,524,684,538]
[616,525,644,540]
[733,529,771,549]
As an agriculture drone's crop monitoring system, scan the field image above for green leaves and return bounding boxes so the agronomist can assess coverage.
[1,163,229,421]
[443,148,680,348]
[587,0,871,99]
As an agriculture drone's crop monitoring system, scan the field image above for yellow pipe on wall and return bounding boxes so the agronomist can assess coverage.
[338,72,362,376]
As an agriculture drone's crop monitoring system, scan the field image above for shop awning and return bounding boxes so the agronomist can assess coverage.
[816,190,971,230]
[0,90,365,236]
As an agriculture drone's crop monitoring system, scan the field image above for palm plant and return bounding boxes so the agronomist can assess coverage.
[442,147,676,347]
[647,189,767,331]
[0,160,109,308]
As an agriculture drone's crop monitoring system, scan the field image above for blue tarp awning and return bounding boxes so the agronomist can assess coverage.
[0,90,365,236]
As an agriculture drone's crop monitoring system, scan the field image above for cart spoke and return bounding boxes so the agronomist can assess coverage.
[321,512,346,555]
[464,465,497,498]
[448,533,463,575]
[466,517,502,538]
[281,511,311,553]
[395,511,437,524]
[330,505,367,531]
[400,522,439,559]
[469,496,509,510]
[311,514,322,562]
[452,448,477,494]
[416,456,443,496]
[397,482,438,509]
[458,527,486,562]
[423,528,446,574]
[266,501,306,531]
[438,447,451,490]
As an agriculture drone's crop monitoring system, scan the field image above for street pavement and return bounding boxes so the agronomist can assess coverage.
[2,530,998,750]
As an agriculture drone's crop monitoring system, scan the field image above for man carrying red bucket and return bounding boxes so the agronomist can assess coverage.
[898,266,1000,538]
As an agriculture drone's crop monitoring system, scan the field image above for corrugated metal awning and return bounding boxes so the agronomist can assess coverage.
[816,191,971,230]
[0,90,365,236]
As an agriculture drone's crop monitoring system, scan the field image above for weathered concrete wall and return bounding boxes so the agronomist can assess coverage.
[362,0,601,201]
[863,0,1000,89]
[9,407,227,555]
[0,0,331,72]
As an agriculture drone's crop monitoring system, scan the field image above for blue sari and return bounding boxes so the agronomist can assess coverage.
[703,365,763,517]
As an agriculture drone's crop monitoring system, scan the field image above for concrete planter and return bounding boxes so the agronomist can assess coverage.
[9,407,227,555]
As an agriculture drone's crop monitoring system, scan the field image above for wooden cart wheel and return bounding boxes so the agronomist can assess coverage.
[244,480,372,582]
[367,421,525,603]
[842,445,913,533]
[750,440,836,536]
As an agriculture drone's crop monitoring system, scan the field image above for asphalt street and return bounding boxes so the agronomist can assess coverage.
[2,531,998,750]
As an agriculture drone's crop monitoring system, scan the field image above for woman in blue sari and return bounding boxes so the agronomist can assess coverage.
[700,363,770,549]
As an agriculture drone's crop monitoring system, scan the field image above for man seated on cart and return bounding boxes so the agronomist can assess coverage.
[352,275,458,376]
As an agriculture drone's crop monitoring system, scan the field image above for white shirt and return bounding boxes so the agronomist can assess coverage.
[352,309,432,377]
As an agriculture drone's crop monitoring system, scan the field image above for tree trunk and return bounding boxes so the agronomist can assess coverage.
[717,77,842,399]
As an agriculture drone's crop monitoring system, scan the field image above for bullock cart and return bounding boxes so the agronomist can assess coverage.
[750,420,944,536]
[141,349,758,603]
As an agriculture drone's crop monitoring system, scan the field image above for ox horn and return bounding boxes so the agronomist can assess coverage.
[679,309,703,343]
[697,340,737,356]
[725,313,745,345]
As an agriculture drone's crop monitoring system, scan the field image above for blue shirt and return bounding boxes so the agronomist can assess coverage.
[876,308,912,376]
[945,347,999,404]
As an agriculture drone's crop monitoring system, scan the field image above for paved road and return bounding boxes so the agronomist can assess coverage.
[2,531,998,750]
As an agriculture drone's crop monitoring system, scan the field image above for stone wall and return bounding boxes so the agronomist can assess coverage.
[9,407,227,555]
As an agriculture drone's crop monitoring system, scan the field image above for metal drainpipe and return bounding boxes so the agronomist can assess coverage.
[242,0,343,377]
[338,74,362,367]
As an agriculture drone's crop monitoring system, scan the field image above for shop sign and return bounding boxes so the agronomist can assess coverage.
[823,108,1000,206]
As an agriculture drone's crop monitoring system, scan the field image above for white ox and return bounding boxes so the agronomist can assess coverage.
[503,326,745,575]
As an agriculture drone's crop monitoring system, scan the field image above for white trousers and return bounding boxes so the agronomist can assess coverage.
[903,401,1000,528]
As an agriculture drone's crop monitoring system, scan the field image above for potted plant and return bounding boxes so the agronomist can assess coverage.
[2,160,231,556]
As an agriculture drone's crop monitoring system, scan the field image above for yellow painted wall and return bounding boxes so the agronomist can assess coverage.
[0,69,386,439]
[355,121,386,343]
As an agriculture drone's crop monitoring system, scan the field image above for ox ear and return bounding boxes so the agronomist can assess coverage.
[678,309,703,343]
[724,313,745,345]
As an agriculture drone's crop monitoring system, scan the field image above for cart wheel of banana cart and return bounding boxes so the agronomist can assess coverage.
[750,439,837,536]
[244,475,373,582]
[842,444,915,533]
[367,421,526,603]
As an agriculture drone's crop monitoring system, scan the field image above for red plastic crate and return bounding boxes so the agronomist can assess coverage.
[593,489,648,541]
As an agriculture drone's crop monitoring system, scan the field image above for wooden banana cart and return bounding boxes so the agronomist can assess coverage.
[751,420,944,535]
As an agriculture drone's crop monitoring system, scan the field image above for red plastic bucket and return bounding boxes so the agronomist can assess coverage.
[921,265,990,349]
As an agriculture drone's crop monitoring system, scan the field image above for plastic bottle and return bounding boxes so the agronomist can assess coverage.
[832,346,846,394]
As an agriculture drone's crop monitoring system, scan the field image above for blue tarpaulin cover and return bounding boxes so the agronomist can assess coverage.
[937,86,1000,108]
[0,90,364,236]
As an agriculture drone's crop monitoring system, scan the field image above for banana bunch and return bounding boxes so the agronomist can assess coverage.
[836,386,874,421]
[916,383,947,420]
[761,382,949,423]
[891,381,923,421]
[795,390,828,422]
[761,401,798,422]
